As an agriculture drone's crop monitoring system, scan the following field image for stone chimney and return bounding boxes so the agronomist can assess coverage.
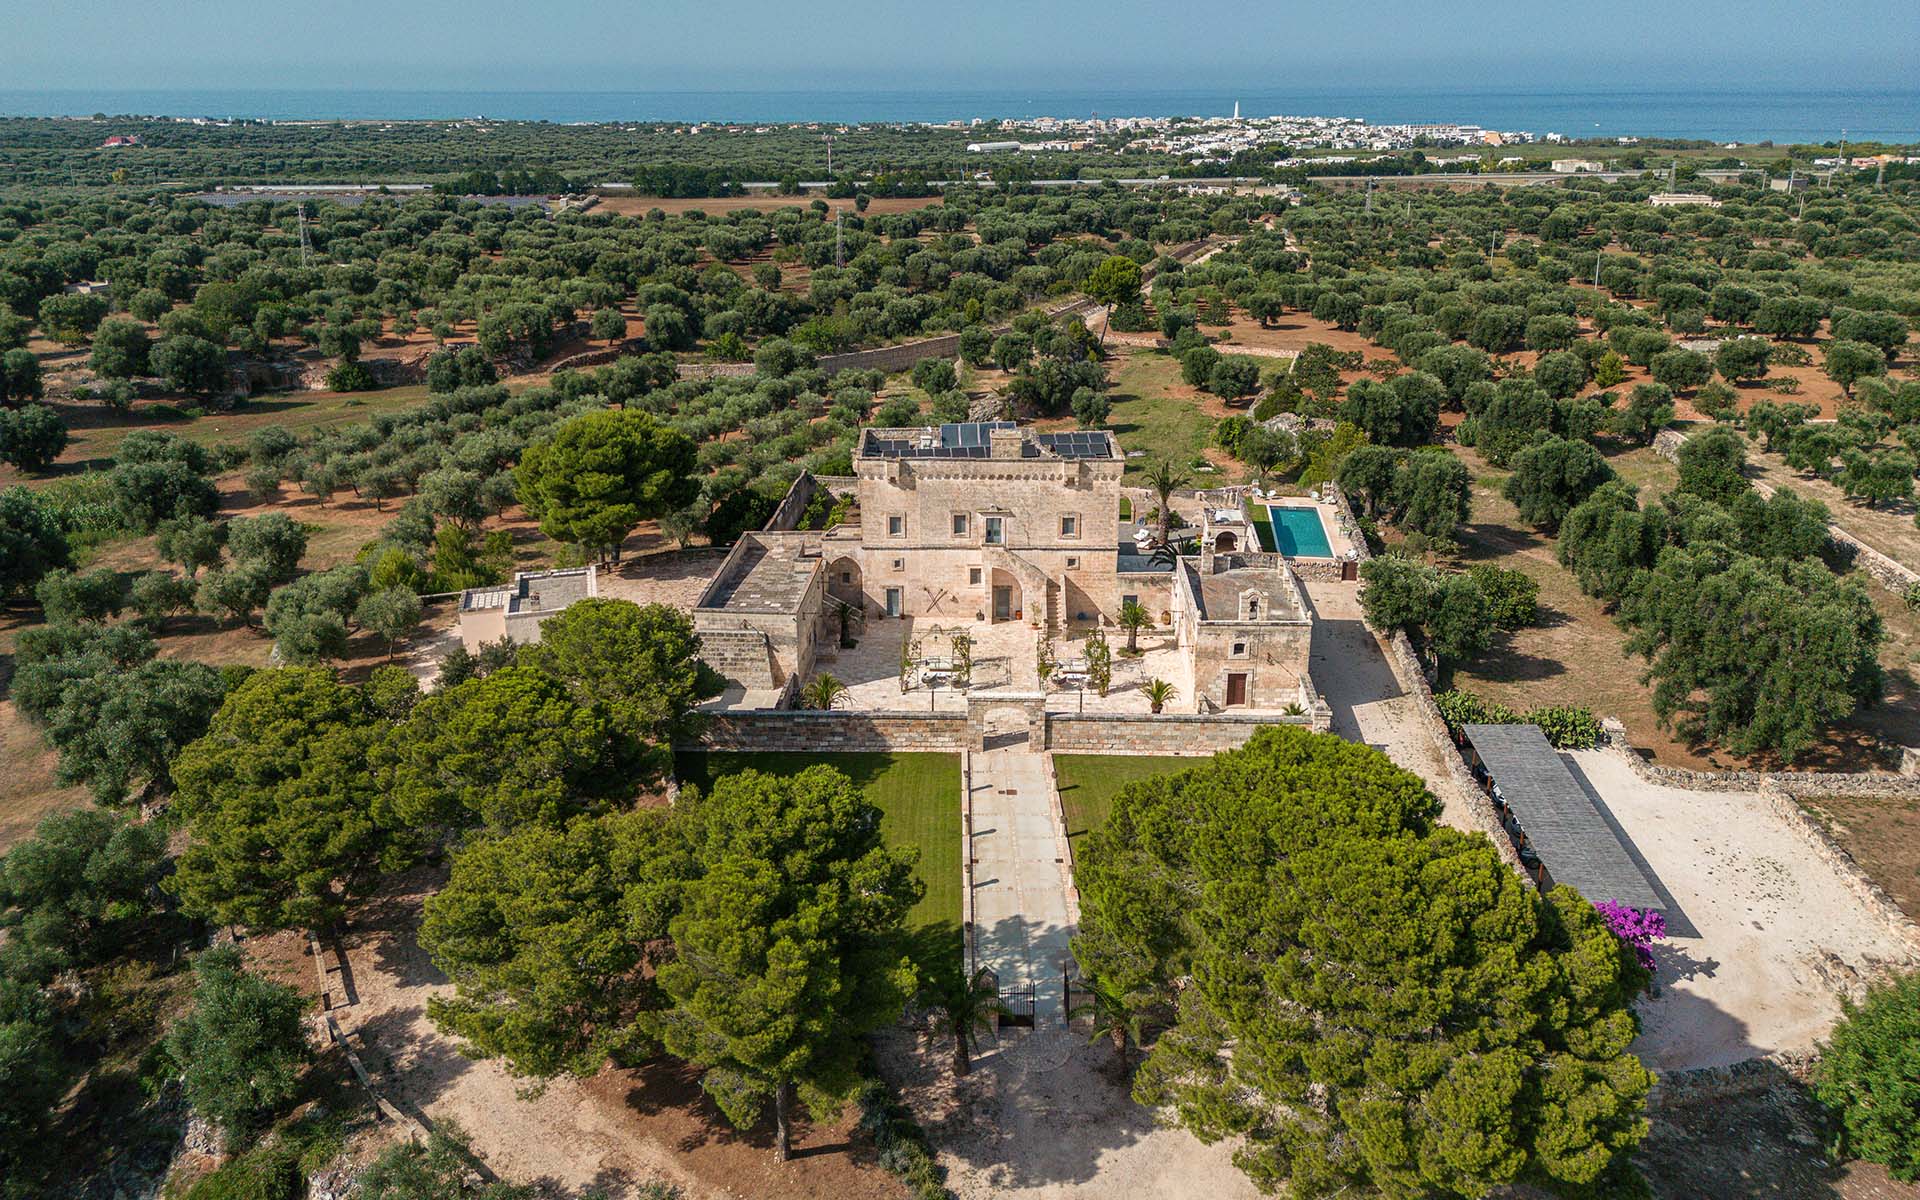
[989,426,1025,460]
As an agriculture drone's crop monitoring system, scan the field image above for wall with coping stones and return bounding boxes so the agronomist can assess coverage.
[1597,719,1920,797]
[1046,712,1308,755]
[691,706,1321,755]
[695,710,968,752]
[1654,428,1920,598]
[1327,482,1529,870]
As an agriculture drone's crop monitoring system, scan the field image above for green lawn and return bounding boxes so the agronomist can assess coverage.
[673,751,961,965]
[1053,754,1195,845]
[1106,350,1233,482]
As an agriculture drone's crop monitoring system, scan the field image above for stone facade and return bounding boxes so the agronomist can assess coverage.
[1171,554,1315,713]
[846,424,1128,630]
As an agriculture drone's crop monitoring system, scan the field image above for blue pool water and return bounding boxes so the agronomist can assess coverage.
[1265,505,1334,558]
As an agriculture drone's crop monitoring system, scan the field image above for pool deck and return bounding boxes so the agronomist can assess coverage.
[1251,498,1351,560]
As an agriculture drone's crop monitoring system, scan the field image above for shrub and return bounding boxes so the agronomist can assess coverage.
[854,1077,951,1200]
[1433,690,1602,749]
[1434,689,1520,732]
[325,361,377,392]
[1815,971,1920,1180]
[1527,705,1604,749]
[1466,564,1539,632]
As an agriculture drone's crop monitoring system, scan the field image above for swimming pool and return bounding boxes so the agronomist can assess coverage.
[1257,504,1334,557]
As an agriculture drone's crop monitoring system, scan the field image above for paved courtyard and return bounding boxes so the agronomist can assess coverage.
[809,617,1212,716]
[1565,749,1918,1071]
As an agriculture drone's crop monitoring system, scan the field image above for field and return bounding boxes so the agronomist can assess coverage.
[673,751,962,949]
[1104,349,1245,482]
[1053,754,1193,843]
[1439,440,1920,771]
[1742,430,1920,574]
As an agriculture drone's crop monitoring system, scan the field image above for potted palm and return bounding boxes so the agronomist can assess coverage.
[801,673,848,710]
[1144,678,1177,714]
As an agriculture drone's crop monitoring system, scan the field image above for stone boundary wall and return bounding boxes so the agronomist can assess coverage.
[1645,1051,1817,1110]
[817,333,963,376]
[1759,781,1920,955]
[1382,631,1528,871]
[1597,719,1920,797]
[696,710,968,752]
[676,361,756,380]
[1328,480,1525,868]
[1598,720,1920,954]
[1653,428,1919,598]
[1046,711,1307,755]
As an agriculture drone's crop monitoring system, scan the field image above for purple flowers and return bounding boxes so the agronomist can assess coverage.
[1595,900,1666,973]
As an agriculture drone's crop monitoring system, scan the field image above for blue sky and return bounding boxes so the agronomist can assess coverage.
[8,0,1917,91]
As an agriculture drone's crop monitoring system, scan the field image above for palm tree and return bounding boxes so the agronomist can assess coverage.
[1071,978,1144,1069]
[922,968,1007,1077]
[1142,458,1189,549]
[1117,600,1151,653]
[801,673,848,710]
[1143,678,1177,714]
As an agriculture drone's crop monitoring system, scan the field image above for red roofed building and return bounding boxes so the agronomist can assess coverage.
[100,135,142,148]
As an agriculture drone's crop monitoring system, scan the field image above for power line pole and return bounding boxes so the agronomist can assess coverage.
[835,210,845,268]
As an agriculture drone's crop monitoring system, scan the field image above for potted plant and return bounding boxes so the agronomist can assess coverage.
[1144,678,1177,714]
[802,673,848,710]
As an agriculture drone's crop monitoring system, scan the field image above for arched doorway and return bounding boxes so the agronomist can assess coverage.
[1213,530,1239,552]
[967,693,1047,751]
[826,556,863,608]
[989,567,1024,624]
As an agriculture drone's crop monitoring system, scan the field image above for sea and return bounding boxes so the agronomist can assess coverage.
[0,86,1916,144]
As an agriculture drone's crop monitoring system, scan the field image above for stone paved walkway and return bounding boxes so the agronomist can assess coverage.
[968,744,1076,1025]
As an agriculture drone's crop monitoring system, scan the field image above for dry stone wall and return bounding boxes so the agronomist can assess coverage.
[1653,428,1920,598]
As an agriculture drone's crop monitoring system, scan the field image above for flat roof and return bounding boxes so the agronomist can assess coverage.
[858,423,1116,461]
[1462,724,1666,912]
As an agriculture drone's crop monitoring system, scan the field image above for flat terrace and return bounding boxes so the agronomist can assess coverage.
[1185,559,1309,623]
[695,534,817,614]
[858,422,1117,461]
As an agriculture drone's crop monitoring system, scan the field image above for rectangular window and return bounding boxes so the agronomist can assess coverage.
[1122,593,1139,609]
[841,572,852,584]
[951,513,969,537]
[1066,556,1080,570]
[985,516,1004,545]
[888,515,904,537]
[892,558,904,571]
[1060,515,1079,538]
[968,567,983,585]
[884,587,903,617]
[1231,640,1248,658]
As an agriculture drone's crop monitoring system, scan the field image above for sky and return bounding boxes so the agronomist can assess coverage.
[7,0,1918,92]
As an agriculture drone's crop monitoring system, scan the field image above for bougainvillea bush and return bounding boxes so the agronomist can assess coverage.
[1595,899,1666,973]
